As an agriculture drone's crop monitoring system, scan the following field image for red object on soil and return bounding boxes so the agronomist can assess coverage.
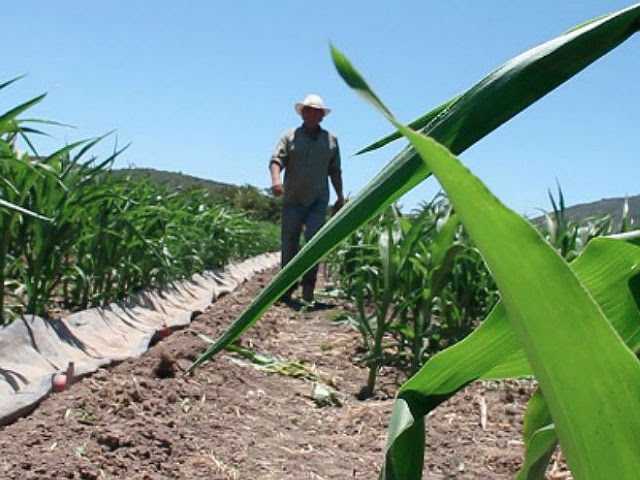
[52,361,74,392]
[160,325,171,337]
[52,373,67,392]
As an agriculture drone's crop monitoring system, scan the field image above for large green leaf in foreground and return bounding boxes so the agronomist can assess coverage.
[382,236,640,479]
[331,44,640,480]
[190,4,640,372]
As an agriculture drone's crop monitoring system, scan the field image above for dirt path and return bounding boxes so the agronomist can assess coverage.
[0,268,563,479]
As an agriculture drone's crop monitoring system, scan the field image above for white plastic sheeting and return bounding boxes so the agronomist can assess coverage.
[0,252,279,425]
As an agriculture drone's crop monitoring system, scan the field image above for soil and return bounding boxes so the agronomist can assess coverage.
[0,268,571,479]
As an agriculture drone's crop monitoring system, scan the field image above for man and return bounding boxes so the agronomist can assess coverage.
[269,93,345,303]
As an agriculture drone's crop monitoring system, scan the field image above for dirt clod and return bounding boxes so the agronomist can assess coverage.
[153,352,177,378]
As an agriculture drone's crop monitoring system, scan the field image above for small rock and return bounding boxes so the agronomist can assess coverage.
[311,383,342,407]
[154,352,177,378]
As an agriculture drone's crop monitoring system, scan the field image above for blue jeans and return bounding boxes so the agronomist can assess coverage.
[281,200,328,285]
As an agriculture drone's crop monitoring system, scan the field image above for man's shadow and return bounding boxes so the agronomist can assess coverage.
[278,298,335,312]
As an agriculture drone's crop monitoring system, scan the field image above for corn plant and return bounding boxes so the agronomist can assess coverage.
[330,195,498,380]
[354,205,409,397]
[393,212,466,373]
[541,182,637,260]
[15,145,122,315]
[434,247,498,345]
[327,200,459,394]
[191,4,640,479]
[0,79,52,322]
[330,198,474,387]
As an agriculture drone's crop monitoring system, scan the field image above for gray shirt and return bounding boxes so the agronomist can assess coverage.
[270,126,341,206]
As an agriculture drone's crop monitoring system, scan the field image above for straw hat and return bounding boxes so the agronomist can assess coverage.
[294,94,331,115]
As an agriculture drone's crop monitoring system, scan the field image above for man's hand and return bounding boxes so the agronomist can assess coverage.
[271,182,284,197]
[331,197,346,215]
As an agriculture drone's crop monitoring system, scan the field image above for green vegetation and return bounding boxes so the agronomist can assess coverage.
[327,198,496,396]
[327,186,633,398]
[191,4,640,479]
[536,190,640,228]
[0,79,278,324]
[111,168,282,222]
[540,183,636,260]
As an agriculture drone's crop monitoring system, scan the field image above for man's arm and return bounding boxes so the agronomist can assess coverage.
[270,132,289,198]
[270,161,284,197]
[330,170,345,209]
[328,134,344,210]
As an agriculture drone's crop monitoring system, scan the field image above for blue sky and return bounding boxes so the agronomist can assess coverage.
[3,1,639,217]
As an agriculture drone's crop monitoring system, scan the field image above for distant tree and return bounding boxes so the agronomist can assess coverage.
[232,185,281,222]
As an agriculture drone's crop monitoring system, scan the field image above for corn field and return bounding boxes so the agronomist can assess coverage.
[191,4,640,480]
[0,79,278,324]
[2,3,639,479]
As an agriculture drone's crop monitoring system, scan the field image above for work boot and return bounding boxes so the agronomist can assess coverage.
[278,292,292,303]
[278,282,298,303]
[302,281,315,303]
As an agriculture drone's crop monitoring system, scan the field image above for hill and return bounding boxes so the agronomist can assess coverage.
[110,167,239,197]
[529,193,640,229]
[557,194,640,225]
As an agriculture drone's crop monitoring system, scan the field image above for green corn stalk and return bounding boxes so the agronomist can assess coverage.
[0,83,52,323]
[341,232,378,352]
[388,198,498,366]
[401,214,464,373]
[437,243,499,344]
[544,183,576,260]
[621,197,634,232]
[13,142,120,316]
[332,203,460,394]
[386,206,439,366]
[362,206,401,397]
[335,206,402,397]
[542,184,636,260]
[375,198,462,372]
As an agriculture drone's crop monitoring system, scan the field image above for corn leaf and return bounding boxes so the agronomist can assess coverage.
[356,6,640,157]
[355,96,460,155]
[0,75,27,92]
[0,198,52,221]
[0,94,46,135]
[518,389,557,480]
[384,236,640,478]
